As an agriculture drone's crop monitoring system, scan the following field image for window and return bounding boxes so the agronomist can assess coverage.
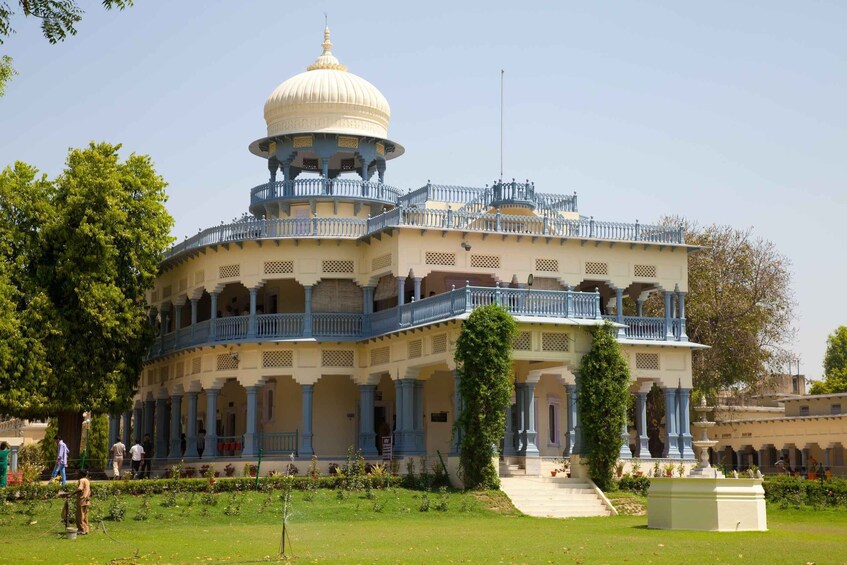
[547,398,560,446]
[799,405,809,416]
[832,404,842,415]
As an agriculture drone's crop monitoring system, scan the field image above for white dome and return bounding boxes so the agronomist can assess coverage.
[263,28,391,139]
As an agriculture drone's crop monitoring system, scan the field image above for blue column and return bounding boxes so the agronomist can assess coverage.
[451,370,462,456]
[663,291,674,340]
[615,287,625,338]
[242,386,258,458]
[205,389,219,458]
[503,393,516,457]
[413,380,425,454]
[824,446,832,469]
[9,445,18,472]
[524,382,539,456]
[678,387,695,460]
[413,278,422,302]
[514,383,526,454]
[174,304,183,347]
[573,373,584,454]
[396,276,407,305]
[190,298,198,343]
[663,387,678,458]
[363,286,373,334]
[359,385,378,458]
[394,379,404,454]
[402,379,415,454]
[303,286,313,337]
[619,401,632,459]
[122,411,132,447]
[210,292,219,340]
[800,446,809,470]
[636,391,651,459]
[108,414,120,448]
[564,384,577,456]
[185,391,199,458]
[636,298,644,317]
[155,397,168,463]
[133,405,143,443]
[301,384,314,456]
[168,395,183,460]
[248,287,258,338]
[677,290,688,342]
[143,398,155,441]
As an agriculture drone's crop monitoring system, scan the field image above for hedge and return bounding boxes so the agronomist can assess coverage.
[1,475,408,502]
[614,474,847,509]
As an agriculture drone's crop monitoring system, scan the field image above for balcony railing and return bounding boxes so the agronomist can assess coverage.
[250,179,402,206]
[602,315,687,341]
[165,203,682,261]
[259,431,299,455]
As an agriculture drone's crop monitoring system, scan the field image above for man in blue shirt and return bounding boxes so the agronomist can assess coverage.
[51,436,69,485]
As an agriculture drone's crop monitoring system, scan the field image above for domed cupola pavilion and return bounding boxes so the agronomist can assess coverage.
[248,28,404,218]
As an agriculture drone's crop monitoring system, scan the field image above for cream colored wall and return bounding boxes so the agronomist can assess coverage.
[259,376,302,435]
[312,374,359,457]
[783,395,846,417]
[712,414,847,460]
[394,229,688,293]
[534,374,568,457]
[424,370,454,456]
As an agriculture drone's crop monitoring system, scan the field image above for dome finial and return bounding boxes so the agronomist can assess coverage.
[307,23,348,72]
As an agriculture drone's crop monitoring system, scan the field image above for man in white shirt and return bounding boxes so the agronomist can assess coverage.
[110,439,126,479]
[129,439,145,479]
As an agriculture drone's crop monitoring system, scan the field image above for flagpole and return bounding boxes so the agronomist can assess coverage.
[500,69,504,180]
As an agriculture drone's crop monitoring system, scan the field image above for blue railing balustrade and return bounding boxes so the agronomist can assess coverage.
[165,200,682,260]
[259,431,298,455]
[256,313,303,338]
[491,179,535,207]
[251,179,402,206]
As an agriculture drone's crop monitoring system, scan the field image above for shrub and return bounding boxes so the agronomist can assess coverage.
[617,475,651,496]
[578,323,631,491]
[455,304,517,489]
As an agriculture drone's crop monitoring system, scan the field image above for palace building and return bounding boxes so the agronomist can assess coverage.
[120,29,704,477]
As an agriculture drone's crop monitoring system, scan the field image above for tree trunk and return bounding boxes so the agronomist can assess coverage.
[57,410,83,468]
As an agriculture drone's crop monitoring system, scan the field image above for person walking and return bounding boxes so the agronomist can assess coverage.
[129,439,144,478]
[141,434,154,479]
[110,437,126,479]
[0,441,9,487]
[60,469,91,535]
[51,436,69,485]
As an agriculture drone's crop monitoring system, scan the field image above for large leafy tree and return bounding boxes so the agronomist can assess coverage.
[644,219,795,396]
[578,323,630,490]
[0,1,135,95]
[454,304,517,489]
[810,326,847,394]
[0,142,172,458]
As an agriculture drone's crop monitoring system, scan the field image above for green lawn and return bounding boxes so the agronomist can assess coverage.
[1,486,846,564]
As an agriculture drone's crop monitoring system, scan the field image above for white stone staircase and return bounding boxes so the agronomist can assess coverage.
[500,476,614,518]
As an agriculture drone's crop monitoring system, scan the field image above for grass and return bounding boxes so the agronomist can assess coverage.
[1,484,846,564]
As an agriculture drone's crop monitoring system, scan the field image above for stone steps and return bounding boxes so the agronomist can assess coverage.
[500,476,612,518]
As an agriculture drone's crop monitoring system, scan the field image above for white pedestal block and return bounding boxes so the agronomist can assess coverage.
[647,478,767,531]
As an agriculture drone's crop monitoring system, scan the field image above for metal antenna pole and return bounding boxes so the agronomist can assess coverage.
[500,69,504,180]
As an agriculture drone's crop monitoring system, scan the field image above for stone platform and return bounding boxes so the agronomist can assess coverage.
[647,477,767,531]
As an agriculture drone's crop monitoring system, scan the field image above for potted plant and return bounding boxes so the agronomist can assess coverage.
[652,460,662,478]
[615,461,625,478]
[632,459,642,477]
[677,464,686,477]
[664,463,675,477]
[223,463,236,477]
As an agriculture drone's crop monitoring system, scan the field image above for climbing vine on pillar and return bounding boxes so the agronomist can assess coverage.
[578,322,631,490]
[454,304,517,489]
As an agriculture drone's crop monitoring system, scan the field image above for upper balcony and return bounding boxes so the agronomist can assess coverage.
[164,207,685,264]
[151,285,604,359]
[250,178,403,211]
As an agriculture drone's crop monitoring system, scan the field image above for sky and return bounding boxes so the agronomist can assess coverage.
[1,1,845,382]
